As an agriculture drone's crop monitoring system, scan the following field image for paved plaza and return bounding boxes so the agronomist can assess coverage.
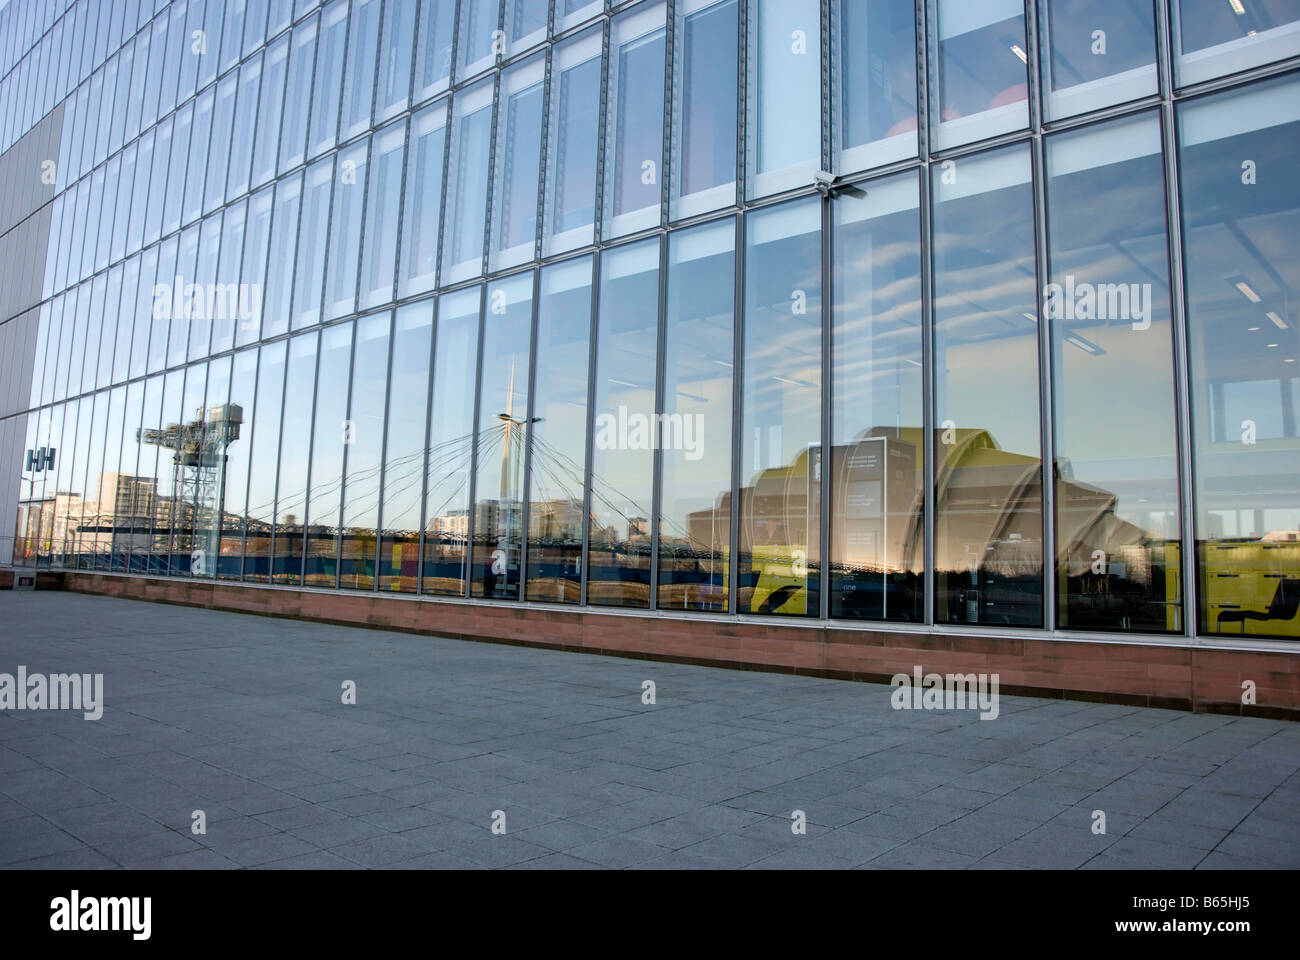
[1,591,1297,869]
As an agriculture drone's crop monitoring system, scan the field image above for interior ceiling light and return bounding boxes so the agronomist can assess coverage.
[1235,280,1261,303]
[1267,311,1288,329]
[1010,44,1027,64]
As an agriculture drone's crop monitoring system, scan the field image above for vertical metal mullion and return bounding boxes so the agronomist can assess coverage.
[819,0,832,621]
[371,309,396,592]
[819,191,831,622]
[435,96,455,293]
[480,43,501,276]
[729,213,743,617]
[917,0,934,627]
[1025,0,1053,631]
[464,283,487,598]
[579,252,600,607]
[729,0,746,616]
[1030,135,1055,634]
[592,16,610,242]
[660,0,673,229]
[649,234,668,610]
[1025,0,1042,132]
[534,39,552,263]
[334,320,359,590]
[519,267,541,600]
[820,0,831,176]
[415,295,439,594]
[447,0,464,89]
[1157,0,1196,638]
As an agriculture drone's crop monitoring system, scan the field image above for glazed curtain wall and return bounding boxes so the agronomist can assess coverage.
[8,0,1300,641]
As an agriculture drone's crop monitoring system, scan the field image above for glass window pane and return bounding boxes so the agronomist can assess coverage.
[82,275,105,394]
[238,186,275,346]
[441,79,493,284]
[125,30,148,141]
[272,331,319,583]
[745,0,819,199]
[360,120,405,309]
[163,103,190,236]
[129,128,153,253]
[145,118,170,247]
[222,0,249,73]
[218,348,258,580]
[103,266,125,387]
[831,0,917,175]
[158,1,184,117]
[1179,75,1300,639]
[198,0,225,89]
[670,0,737,221]
[268,0,293,37]
[505,0,547,56]
[96,156,119,272]
[116,257,140,383]
[113,143,135,264]
[280,15,318,174]
[212,202,247,354]
[128,377,161,572]
[151,236,178,372]
[414,0,455,102]
[90,387,126,571]
[206,73,238,213]
[341,0,382,141]
[932,149,1042,626]
[1039,0,1156,120]
[602,3,666,239]
[108,382,147,572]
[307,0,348,159]
[189,356,232,578]
[1173,0,1300,87]
[740,197,821,616]
[378,300,433,592]
[589,237,659,608]
[1047,112,1181,633]
[927,0,1029,150]
[489,55,544,271]
[131,245,159,380]
[560,0,601,32]
[264,171,303,338]
[189,212,224,361]
[541,27,600,257]
[244,340,287,581]
[457,0,500,80]
[526,255,592,603]
[301,319,350,588]
[227,55,263,202]
[341,311,390,590]
[397,101,446,299]
[423,287,479,596]
[184,88,214,226]
[165,366,206,572]
[472,273,533,599]
[324,141,368,320]
[659,219,734,612]
[375,0,416,121]
[292,155,334,329]
[252,37,289,188]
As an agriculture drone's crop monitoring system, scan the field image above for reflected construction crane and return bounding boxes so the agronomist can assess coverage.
[139,404,243,572]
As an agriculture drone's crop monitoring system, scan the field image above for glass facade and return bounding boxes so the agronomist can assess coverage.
[4,0,1300,645]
